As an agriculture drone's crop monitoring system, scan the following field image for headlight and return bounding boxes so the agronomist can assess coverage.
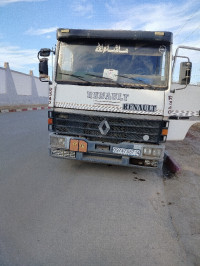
[143,147,162,158]
[143,147,152,156]
[152,148,162,157]
[50,136,65,148]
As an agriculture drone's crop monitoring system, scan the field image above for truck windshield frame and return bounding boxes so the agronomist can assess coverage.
[56,39,170,90]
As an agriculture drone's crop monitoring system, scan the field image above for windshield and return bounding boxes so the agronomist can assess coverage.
[56,40,170,89]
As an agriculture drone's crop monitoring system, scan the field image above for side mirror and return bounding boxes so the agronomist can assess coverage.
[38,48,51,57]
[179,62,192,85]
[38,47,55,82]
[39,58,49,82]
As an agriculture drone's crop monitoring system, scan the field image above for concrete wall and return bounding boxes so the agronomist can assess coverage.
[0,63,49,106]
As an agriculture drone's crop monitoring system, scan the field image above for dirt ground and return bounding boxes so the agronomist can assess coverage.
[165,123,200,265]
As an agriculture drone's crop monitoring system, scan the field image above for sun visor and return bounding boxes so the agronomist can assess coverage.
[57,28,173,44]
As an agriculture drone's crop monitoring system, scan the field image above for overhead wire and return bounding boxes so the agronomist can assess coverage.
[174,9,200,39]
[173,8,200,85]
[174,7,200,46]
[180,24,200,43]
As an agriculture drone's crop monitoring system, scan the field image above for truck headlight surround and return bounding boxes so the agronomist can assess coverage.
[50,136,65,148]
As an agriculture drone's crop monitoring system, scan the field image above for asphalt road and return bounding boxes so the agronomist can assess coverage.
[0,110,190,266]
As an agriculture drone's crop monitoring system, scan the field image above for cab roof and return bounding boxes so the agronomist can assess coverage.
[57,28,173,44]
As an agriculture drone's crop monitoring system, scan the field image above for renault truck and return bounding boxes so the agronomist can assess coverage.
[38,28,200,169]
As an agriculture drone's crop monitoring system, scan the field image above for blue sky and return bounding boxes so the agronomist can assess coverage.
[0,0,200,82]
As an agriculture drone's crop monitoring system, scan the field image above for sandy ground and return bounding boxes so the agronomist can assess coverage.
[165,123,200,265]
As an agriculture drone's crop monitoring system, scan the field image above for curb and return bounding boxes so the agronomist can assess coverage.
[164,152,181,174]
[0,106,49,113]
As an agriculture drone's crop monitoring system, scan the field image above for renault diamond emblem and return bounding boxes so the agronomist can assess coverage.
[98,119,110,135]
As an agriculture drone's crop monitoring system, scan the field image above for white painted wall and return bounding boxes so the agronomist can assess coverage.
[11,71,32,96]
[0,68,6,94]
[35,78,48,97]
[0,63,48,106]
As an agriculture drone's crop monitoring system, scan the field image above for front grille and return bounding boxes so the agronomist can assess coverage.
[50,112,165,144]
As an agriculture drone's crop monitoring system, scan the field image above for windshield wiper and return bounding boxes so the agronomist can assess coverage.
[116,74,156,90]
[59,72,92,85]
[59,72,155,89]
[85,73,125,88]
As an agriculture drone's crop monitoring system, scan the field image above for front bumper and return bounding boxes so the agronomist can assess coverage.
[49,133,165,168]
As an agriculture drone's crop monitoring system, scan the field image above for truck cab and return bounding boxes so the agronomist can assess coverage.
[38,29,200,169]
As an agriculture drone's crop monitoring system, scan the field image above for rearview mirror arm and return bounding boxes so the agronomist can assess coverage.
[172,45,200,75]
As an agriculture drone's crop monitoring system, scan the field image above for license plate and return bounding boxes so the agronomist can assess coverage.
[112,147,141,157]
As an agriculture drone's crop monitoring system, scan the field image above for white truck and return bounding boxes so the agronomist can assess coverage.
[38,28,200,169]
